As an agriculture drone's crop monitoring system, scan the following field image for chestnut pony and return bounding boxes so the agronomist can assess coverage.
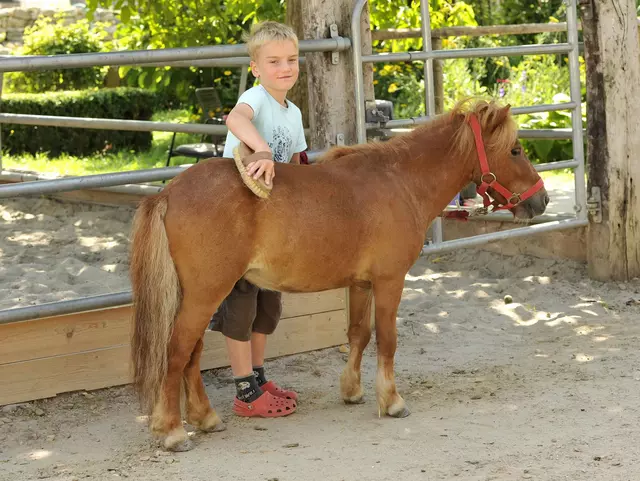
[129,99,548,451]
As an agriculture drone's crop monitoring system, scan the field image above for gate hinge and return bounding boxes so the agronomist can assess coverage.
[330,24,339,65]
[586,186,602,223]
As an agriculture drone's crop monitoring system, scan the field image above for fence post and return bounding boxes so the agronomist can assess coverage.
[300,0,358,149]
[432,36,444,114]
[581,0,640,280]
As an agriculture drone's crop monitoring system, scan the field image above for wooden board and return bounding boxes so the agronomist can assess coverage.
[0,290,348,405]
[0,289,346,365]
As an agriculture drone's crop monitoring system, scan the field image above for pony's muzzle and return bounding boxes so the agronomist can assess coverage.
[515,187,549,219]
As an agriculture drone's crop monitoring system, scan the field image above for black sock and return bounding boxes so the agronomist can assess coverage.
[253,365,267,386]
[234,374,262,403]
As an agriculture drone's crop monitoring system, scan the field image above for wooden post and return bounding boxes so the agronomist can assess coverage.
[581,0,640,280]
[432,36,444,114]
[286,0,310,128]
[300,0,358,149]
[361,3,376,113]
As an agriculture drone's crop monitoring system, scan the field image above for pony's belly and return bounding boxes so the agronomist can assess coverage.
[243,268,352,294]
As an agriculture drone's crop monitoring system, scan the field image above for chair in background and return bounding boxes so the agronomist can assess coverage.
[166,87,227,167]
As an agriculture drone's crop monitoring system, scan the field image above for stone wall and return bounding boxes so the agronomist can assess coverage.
[0,5,117,53]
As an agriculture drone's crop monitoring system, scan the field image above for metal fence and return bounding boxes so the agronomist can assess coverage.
[351,0,588,255]
[0,2,588,324]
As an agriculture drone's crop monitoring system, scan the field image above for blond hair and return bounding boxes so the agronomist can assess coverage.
[243,21,299,60]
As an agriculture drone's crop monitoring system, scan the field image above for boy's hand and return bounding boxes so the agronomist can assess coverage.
[247,157,275,186]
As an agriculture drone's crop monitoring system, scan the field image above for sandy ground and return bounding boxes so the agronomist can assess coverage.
[2,195,640,480]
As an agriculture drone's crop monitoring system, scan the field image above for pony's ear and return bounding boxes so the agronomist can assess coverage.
[489,104,511,132]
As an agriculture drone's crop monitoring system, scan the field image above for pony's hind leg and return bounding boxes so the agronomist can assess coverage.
[184,337,226,433]
[372,278,409,418]
[150,294,221,452]
[341,284,373,404]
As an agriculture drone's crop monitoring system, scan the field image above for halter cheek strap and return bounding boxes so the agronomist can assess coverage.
[467,114,545,212]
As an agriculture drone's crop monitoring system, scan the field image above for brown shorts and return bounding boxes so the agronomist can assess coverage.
[209,279,282,342]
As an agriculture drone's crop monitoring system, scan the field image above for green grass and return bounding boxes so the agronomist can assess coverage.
[2,109,202,177]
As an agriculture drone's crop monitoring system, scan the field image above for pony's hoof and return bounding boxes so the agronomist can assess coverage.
[344,394,366,405]
[195,411,226,433]
[388,404,411,418]
[166,438,194,452]
[163,426,193,452]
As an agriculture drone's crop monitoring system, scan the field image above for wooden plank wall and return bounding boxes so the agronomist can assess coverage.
[0,289,348,405]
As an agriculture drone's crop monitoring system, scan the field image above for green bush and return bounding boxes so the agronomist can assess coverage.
[1,88,157,157]
[4,14,112,94]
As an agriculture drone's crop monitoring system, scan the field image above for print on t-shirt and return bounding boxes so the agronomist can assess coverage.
[270,125,292,163]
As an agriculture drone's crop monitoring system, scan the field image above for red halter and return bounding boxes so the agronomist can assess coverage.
[468,113,545,212]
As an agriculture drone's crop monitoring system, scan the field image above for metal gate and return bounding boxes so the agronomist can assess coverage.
[351,0,587,255]
[0,1,587,325]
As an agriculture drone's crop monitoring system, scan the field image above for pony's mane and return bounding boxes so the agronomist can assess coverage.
[446,98,518,159]
[317,98,517,164]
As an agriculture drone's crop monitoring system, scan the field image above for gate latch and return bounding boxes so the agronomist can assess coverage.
[586,186,602,223]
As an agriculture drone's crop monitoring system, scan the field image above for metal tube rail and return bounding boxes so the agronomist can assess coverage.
[366,102,577,129]
[0,292,133,325]
[422,218,588,255]
[0,38,350,73]
[419,0,443,245]
[362,43,572,63]
[0,113,228,135]
[136,56,307,68]
[0,165,188,198]
[566,0,588,220]
[0,148,329,198]
[534,159,579,172]
[0,216,589,325]
[379,127,578,140]
[0,113,312,138]
[352,0,369,144]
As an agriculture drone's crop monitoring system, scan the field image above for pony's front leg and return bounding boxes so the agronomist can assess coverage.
[340,284,373,404]
[373,278,409,418]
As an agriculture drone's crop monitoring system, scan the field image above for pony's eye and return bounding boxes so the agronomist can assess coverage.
[511,147,522,156]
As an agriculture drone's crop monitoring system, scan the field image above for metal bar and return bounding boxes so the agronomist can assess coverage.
[371,18,640,41]
[0,72,3,172]
[0,147,328,198]
[566,0,587,221]
[0,38,350,73]
[512,102,577,115]
[0,292,133,325]
[0,165,189,198]
[238,66,249,97]
[379,126,578,140]
[534,159,579,172]
[366,103,577,130]
[136,56,307,69]
[362,43,572,63]
[518,129,574,139]
[0,113,228,135]
[352,0,369,144]
[421,218,588,255]
[419,0,443,245]
[0,113,311,139]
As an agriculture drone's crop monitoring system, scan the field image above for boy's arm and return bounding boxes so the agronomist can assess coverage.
[290,153,301,164]
[226,103,275,185]
[225,103,271,153]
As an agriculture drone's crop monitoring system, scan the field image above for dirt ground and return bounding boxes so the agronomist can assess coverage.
[2,196,640,480]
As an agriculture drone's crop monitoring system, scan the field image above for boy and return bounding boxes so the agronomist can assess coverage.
[209,21,306,418]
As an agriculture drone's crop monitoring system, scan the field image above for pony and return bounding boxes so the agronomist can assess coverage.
[129,99,549,451]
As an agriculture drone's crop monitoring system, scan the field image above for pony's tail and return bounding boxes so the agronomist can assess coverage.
[129,195,182,415]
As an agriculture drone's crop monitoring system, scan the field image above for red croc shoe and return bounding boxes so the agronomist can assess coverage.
[261,380,299,401]
[233,391,297,418]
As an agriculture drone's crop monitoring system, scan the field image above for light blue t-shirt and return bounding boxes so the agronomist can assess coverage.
[223,84,307,163]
